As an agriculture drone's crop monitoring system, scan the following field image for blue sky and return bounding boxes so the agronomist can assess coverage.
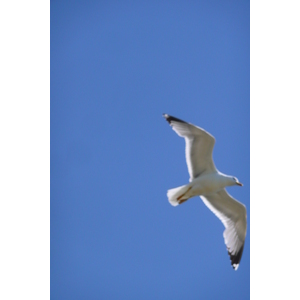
[51,1,249,299]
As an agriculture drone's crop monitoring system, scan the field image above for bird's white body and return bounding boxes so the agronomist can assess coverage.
[167,173,236,205]
[163,114,247,270]
[192,172,236,196]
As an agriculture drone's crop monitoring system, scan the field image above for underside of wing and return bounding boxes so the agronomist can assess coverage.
[163,114,216,180]
[200,189,247,270]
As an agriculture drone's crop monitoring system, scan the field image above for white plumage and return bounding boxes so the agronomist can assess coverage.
[163,114,247,270]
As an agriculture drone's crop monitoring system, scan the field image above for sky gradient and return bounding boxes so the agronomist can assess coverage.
[51,1,249,298]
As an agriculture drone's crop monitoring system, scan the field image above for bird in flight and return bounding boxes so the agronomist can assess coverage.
[163,114,247,270]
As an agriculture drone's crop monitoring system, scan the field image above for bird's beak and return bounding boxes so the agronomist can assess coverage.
[236,182,243,186]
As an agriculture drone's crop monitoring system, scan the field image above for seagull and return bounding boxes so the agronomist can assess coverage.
[163,114,247,270]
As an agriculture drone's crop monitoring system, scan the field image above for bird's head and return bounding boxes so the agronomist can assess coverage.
[233,177,243,186]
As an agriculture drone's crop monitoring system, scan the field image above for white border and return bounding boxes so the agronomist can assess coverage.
[251,0,300,298]
[0,1,50,299]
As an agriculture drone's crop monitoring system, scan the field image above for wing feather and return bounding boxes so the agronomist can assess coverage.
[163,114,216,180]
[200,189,247,270]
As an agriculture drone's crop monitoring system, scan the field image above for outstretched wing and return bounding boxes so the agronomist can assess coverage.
[200,189,247,270]
[163,114,216,180]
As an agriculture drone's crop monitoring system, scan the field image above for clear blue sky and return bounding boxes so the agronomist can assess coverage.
[51,1,249,299]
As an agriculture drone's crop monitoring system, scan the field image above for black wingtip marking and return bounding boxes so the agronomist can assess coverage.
[228,244,245,270]
[162,114,187,124]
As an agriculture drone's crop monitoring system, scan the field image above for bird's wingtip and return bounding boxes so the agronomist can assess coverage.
[163,113,172,124]
[163,114,187,124]
[227,244,244,271]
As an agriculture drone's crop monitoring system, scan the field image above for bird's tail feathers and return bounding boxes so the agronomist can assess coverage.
[167,184,191,206]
